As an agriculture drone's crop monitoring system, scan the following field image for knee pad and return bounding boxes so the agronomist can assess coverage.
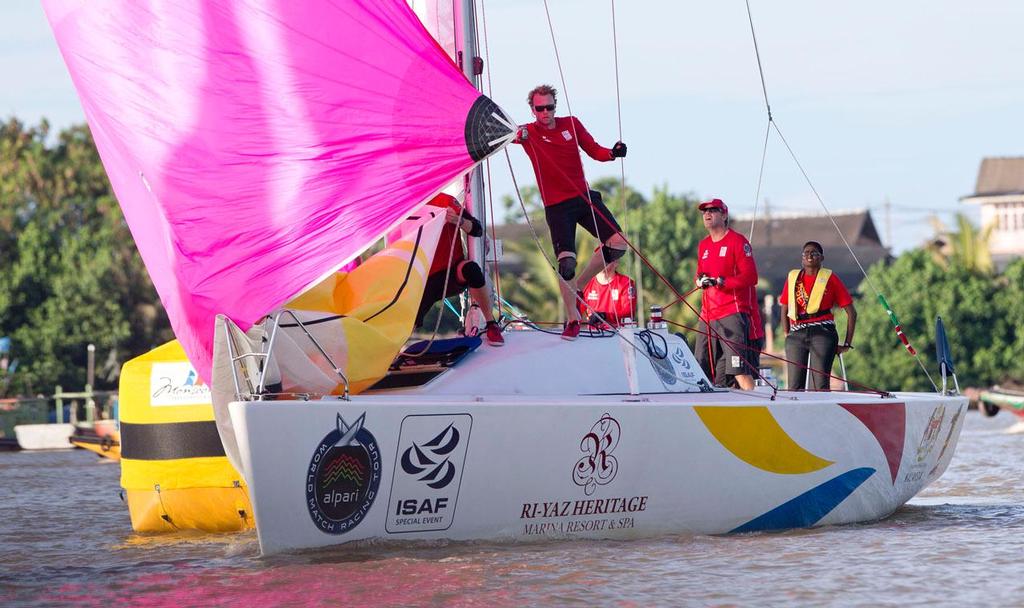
[460,261,486,289]
[558,256,577,280]
[601,245,626,263]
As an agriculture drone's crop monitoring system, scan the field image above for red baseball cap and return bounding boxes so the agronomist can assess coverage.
[698,198,728,213]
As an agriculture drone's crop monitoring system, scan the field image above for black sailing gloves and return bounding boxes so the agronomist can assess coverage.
[695,274,725,289]
[611,141,627,158]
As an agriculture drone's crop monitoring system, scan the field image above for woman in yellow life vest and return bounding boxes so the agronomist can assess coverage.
[778,241,857,390]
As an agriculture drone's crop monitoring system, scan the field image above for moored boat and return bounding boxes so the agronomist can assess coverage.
[978,383,1024,420]
[69,428,121,460]
[14,423,75,451]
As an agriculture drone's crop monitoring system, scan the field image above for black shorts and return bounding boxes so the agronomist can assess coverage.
[694,313,758,385]
[544,190,622,257]
[416,266,467,327]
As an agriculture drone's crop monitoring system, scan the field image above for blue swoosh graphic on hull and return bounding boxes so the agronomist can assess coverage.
[731,467,876,533]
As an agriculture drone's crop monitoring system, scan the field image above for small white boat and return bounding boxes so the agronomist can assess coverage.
[14,423,76,451]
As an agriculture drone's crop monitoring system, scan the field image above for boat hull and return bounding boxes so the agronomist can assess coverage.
[979,388,1024,419]
[230,391,967,556]
[14,423,75,450]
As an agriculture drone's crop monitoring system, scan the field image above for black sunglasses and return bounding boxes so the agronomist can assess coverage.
[533,104,556,112]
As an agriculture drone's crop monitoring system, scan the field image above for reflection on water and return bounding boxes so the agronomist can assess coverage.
[2,411,1022,607]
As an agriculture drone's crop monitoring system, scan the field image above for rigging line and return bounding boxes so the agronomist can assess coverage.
[610,0,634,320]
[770,121,938,391]
[401,204,468,360]
[503,149,700,387]
[523,138,685,304]
[743,0,772,121]
[748,120,771,243]
[744,0,934,390]
[540,0,610,278]
[478,0,504,319]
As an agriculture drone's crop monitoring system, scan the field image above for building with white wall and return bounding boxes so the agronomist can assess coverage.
[961,157,1024,268]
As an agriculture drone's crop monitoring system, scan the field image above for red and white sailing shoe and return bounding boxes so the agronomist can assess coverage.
[561,319,581,341]
[484,321,504,347]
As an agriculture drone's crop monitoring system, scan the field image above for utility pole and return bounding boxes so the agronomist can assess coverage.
[884,197,892,249]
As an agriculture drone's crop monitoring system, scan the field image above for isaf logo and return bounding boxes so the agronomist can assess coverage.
[573,414,620,496]
[305,413,381,535]
[400,422,460,489]
[387,414,472,534]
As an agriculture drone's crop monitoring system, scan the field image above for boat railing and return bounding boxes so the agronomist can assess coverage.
[223,309,350,402]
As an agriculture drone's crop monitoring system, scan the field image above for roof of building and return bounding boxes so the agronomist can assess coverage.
[730,210,883,249]
[964,157,1024,198]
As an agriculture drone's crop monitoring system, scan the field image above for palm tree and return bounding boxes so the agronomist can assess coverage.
[927,212,994,274]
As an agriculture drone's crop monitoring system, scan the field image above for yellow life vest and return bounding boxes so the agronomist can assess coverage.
[787,268,832,321]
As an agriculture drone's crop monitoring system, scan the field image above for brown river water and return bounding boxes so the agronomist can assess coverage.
[1,410,1022,607]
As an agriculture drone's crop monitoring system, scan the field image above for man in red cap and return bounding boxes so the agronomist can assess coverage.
[694,198,759,390]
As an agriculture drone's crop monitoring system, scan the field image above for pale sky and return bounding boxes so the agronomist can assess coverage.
[3,0,1023,253]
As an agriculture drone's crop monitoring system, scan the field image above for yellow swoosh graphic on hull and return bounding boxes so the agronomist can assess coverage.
[695,406,833,474]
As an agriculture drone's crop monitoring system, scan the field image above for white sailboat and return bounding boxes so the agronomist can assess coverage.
[44,0,967,556]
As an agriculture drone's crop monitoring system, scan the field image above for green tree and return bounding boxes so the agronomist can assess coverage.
[0,119,171,395]
[844,249,1023,391]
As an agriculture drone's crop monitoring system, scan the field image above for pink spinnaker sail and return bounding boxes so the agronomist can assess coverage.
[43,0,514,379]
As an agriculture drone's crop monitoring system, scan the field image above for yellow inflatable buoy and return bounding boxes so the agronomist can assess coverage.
[119,341,253,533]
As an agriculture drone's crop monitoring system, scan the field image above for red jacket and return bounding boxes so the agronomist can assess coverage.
[517,116,613,207]
[695,229,759,322]
[579,273,636,328]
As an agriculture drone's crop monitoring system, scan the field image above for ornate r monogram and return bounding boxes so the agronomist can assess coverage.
[573,413,621,495]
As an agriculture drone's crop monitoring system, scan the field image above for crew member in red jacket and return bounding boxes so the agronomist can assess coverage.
[415,193,503,346]
[515,84,628,341]
[578,258,636,329]
[694,198,759,390]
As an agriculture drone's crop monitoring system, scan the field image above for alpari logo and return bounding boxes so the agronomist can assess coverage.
[573,414,620,496]
[400,423,460,489]
[306,412,381,535]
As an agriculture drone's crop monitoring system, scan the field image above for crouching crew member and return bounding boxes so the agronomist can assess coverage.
[415,193,504,346]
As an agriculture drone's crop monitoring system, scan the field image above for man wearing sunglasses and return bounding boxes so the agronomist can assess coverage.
[693,198,759,390]
[515,84,628,341]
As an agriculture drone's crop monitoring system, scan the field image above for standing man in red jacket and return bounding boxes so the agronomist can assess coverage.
[516,84,628,340]
[694,198,759,389]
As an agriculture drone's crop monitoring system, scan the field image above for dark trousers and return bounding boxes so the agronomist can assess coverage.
[785,324,839,390]
[695,313,754,387]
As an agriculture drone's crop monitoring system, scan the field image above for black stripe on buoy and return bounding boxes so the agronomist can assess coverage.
[120,421,226,460]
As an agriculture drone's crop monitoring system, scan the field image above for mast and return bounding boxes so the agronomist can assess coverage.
[461,0,487,270]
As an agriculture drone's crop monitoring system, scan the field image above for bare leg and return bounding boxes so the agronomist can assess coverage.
[468,285,495,323]
[558,280,581,322]
[735,374,755,391]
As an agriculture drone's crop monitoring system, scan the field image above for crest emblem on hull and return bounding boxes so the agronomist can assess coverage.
[305,412,381,535]
[573,414,621,496]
